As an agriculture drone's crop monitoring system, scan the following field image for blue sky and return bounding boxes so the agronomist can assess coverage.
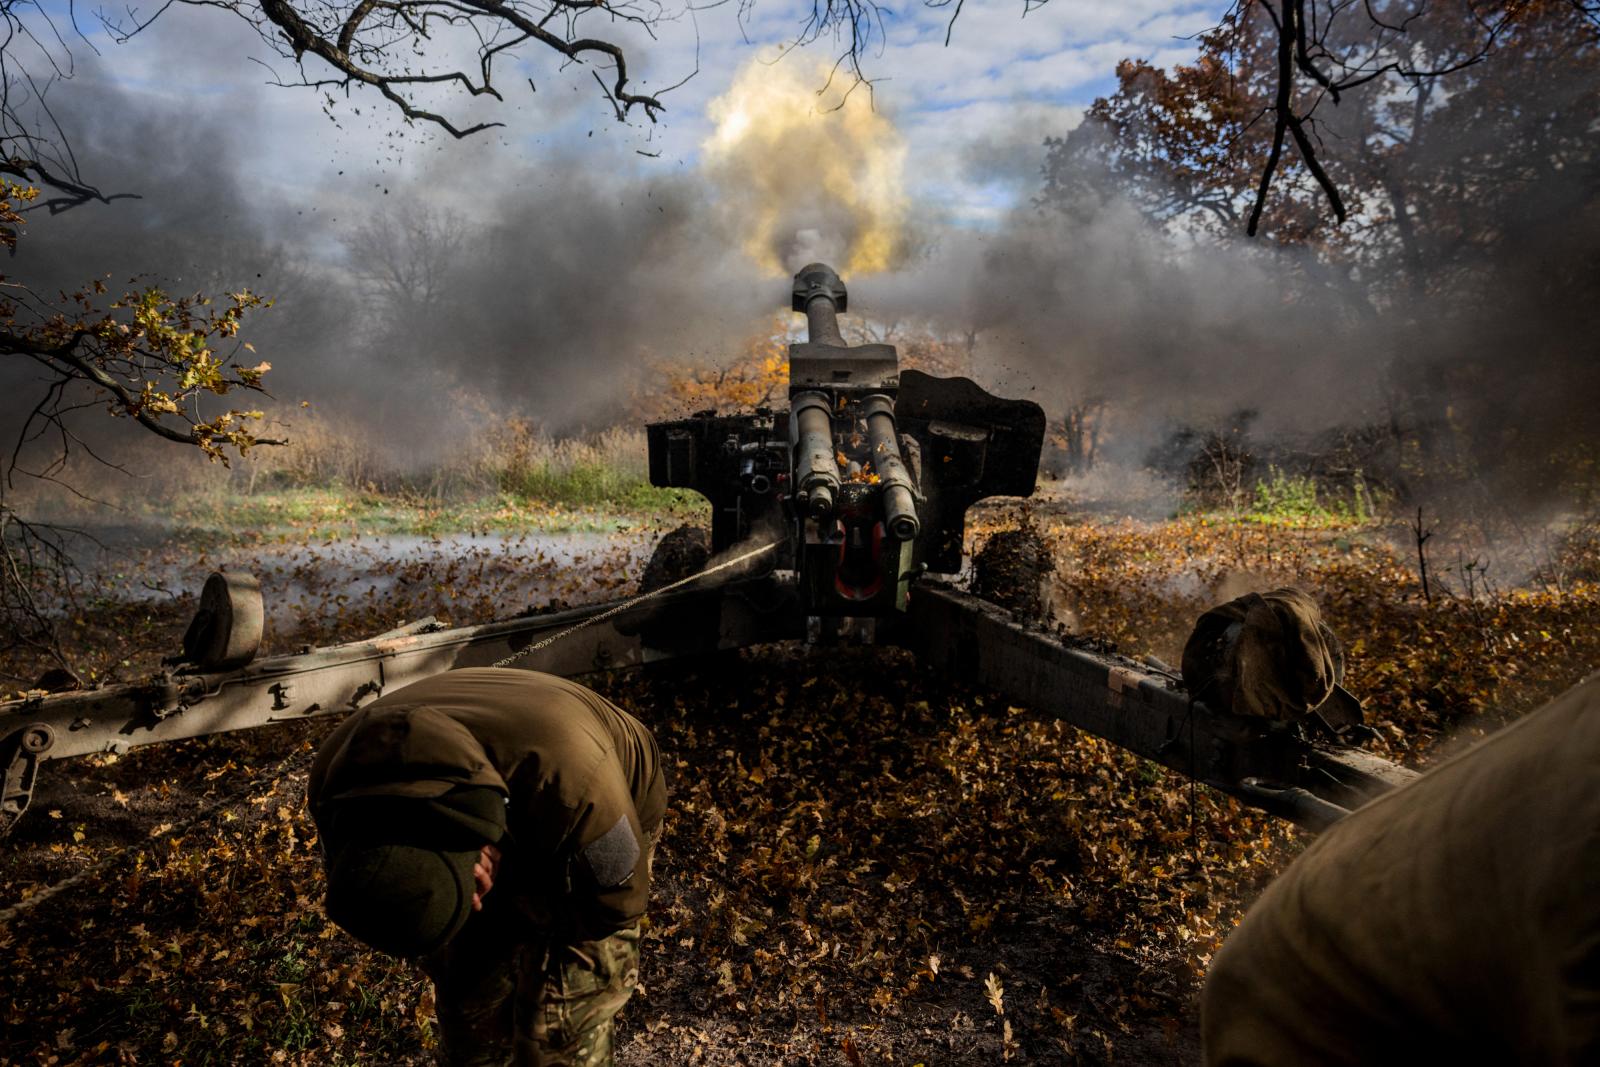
[49,0,1222,225]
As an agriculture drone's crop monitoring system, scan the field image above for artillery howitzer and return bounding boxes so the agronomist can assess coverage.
[0,264,1414,837]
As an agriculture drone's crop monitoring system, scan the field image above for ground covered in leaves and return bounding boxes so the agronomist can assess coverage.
[2,492,1597,1065]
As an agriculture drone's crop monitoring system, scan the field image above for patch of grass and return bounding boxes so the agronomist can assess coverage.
[1251,467,1321,517]
[1176,466,1386,527]
[13,418,705,542]
[162,485,703,543]
[497,461,693,511]
[1246,466,1385,525]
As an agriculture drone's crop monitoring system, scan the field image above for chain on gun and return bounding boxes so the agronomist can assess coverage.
[491,540,777,669]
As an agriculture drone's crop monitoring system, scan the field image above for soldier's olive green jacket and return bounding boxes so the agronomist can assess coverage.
[1202,672,1600,1066]
[308,668,666,940]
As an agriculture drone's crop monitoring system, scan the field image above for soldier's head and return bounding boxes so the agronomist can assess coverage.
[320,784,507,958]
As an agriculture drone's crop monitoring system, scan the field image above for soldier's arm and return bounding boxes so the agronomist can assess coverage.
[562,758,652,939]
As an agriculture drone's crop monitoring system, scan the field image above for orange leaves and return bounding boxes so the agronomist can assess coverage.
[7,501,1596,1063]
[609,634,1277,1061]
[638,317,791,420]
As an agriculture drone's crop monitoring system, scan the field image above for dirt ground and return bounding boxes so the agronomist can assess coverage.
[3,491,1596,1065]
[1,646,1231,1065]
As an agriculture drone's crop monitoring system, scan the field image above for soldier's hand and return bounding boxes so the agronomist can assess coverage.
[472,843,502,911]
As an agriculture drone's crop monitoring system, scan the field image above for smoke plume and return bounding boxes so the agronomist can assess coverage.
[4,7,1594,523]
[701,56,909,276]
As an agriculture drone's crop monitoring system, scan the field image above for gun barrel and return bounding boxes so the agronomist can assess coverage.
[863,395,921,541]
[792,262,847,346]
[791,391,840,517]
[804,295,845,346]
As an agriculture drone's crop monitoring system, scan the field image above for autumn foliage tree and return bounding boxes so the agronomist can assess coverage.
[0,0,289,676]
[639,323,792,419]
[0,181,276,675]
[1050,2,1600,243]
[1046,0,1600,507]
[638,318,982,422]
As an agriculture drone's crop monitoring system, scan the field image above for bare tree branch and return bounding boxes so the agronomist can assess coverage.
[98,0,681,140]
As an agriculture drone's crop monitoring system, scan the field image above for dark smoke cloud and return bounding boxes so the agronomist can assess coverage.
[0,38,776,468]
[7,13,1594,513]
[862,200,1385,460]
[348,155,771,445]
[857,57,1600,511]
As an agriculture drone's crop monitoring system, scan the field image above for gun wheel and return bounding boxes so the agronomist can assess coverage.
[972,526,1053,619]
[640,525,712,593]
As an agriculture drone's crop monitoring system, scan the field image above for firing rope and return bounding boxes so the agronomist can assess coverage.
[490,540,778,669]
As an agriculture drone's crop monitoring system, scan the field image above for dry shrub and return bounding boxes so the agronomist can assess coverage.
[475,419,653,505]
[6,434,225,521]
[239,409,383,491]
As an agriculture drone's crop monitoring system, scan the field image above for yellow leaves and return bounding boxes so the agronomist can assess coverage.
[984,972,1006,1016]
[237,361,272,387]
[27,276,273,462]
[0,181,37,249]
[138,382,182,417]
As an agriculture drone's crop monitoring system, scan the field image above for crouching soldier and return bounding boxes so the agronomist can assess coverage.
[307,667,667,1067]
[1202,672,1600,1066]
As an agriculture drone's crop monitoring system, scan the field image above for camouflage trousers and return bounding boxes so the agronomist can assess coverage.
[421,838,653,1067]
[423,921,641,1067]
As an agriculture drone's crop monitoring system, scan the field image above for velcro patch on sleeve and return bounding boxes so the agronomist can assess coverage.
[580,814,640,888]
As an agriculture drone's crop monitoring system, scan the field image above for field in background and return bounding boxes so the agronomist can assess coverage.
[11,414,702,542]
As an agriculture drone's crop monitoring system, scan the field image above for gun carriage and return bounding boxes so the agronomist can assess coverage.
[0,264,1414,838]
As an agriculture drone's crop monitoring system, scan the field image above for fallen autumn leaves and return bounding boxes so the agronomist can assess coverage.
[1,503,1596,1064]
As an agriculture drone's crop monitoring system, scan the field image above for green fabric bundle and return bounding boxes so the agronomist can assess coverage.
[322,785,507,958]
